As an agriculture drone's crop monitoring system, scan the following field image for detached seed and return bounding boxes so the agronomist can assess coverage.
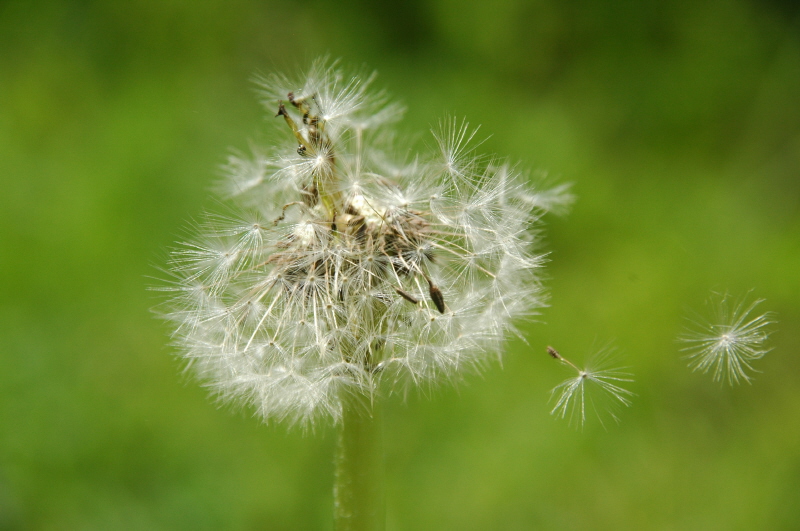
[395,288,419,305]
[427,280,446,314]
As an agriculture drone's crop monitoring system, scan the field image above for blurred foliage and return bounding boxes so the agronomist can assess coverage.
[1,0,799,529]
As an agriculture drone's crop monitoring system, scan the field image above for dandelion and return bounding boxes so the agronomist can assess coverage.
[547,346,634,428]
[680,292,774,385]
[160,59,568,426]
[158,59,568,530]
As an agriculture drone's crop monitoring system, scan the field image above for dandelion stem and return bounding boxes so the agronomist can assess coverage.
[334,393,385,531]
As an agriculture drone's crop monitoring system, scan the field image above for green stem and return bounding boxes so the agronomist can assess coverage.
[334,393,385,531]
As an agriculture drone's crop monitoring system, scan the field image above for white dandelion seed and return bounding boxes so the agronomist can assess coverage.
[547,346,634,428]
[680,292,775,385]
[157,59,570,427]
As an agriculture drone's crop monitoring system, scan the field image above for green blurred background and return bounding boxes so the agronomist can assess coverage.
[1,0,799,529]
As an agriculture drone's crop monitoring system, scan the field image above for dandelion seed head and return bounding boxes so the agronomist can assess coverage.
[159,59,570,427]
[680,291,775,385]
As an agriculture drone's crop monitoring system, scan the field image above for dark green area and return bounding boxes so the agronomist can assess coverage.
[1,1,798,529]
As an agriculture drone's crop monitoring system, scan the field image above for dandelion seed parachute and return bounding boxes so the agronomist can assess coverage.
[680,292,774,385]
[547,346,634,428]
[160,60,569,426]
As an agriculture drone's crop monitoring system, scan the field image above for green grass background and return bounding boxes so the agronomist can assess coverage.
[1,1,799,529]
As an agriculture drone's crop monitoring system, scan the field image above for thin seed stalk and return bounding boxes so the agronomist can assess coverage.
[334,392,385,531]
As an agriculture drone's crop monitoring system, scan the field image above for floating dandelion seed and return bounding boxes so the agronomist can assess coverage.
[547,346,634,428]
[680,292,775,385]
[157,59,570,427]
